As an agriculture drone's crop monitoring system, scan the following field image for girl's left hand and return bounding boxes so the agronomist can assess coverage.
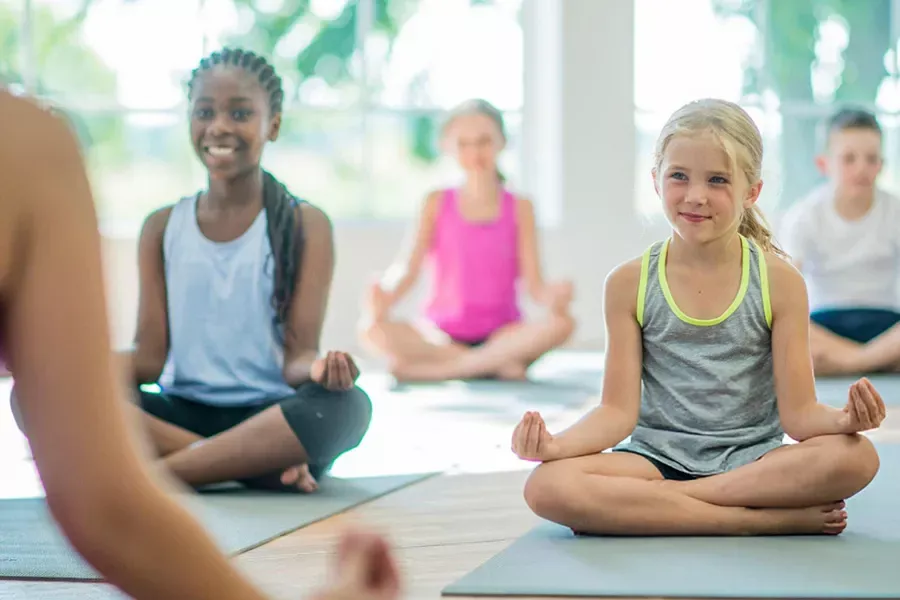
[841,378,886,433]
[311,351,360,391]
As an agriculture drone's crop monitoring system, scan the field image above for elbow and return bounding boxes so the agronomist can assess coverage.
[134,356,165,385]
[780,412,814,442]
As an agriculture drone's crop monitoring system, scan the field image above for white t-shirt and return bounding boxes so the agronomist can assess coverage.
[778,183,900,313]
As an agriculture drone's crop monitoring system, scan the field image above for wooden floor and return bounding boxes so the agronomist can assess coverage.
[1,375,899,599]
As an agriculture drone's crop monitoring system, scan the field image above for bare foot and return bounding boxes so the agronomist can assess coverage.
[761,501,847,535]
[281,463,318,493]
[496,362,528,381]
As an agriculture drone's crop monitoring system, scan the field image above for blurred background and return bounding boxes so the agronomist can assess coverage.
[2,0,899,355]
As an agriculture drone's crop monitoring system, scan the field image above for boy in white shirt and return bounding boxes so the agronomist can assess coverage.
[780,107,900,375]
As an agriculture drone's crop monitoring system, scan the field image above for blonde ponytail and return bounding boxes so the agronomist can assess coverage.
[738,204,787,258]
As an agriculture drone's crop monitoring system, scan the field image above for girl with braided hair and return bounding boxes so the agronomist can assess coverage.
[119,48,373,491]
[1,90,399,598]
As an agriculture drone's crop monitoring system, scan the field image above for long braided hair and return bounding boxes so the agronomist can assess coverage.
[187,48,303,334]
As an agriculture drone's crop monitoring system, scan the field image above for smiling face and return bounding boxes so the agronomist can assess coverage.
[654,132,761,244]
[188,65,281,181]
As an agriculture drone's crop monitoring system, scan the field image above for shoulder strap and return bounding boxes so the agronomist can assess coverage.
[750,238,773,328]
[636,242,655,327]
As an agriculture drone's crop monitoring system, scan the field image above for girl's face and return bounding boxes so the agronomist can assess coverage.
[654,133,761,244]
[444,113,505,176]
[189,66,281,181]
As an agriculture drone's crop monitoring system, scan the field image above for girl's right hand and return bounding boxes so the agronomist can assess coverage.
[311,529,402,600]
[511,411,561,462]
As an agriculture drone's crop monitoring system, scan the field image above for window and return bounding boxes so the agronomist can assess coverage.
[10,0,524,231]
[634,0,897,220]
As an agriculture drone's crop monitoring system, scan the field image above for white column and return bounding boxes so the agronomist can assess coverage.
[522,0,648,348]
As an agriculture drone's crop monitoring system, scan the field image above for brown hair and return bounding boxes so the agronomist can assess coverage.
[441,98,507,182]
[654,98,787,258]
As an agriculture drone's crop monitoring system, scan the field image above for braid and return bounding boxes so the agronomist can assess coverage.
[187,47,284,115]
[263,171,302,331]
[188,48,298,331]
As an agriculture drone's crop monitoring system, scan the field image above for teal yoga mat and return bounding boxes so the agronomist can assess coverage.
[443,445,900,598]
[0,472,435,581]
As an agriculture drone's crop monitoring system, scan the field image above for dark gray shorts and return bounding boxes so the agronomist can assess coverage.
[137,382,372,479]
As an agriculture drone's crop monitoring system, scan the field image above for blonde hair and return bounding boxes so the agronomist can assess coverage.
[653,98,786,258]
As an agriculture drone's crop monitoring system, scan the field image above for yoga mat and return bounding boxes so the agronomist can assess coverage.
[443,444,900,598]
[0,472,435,581]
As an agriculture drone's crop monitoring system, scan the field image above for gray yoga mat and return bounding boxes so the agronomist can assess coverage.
[443,444,900,598]
[0,472,435,581]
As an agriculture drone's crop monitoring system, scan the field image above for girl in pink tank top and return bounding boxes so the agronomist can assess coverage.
[361,99,576,382]
[424,186,521,343]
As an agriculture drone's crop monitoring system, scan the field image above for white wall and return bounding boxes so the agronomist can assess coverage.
[100,0,670,357]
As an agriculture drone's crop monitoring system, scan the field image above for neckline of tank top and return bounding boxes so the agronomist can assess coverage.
[188,192,267,247]
[451,187,512,226]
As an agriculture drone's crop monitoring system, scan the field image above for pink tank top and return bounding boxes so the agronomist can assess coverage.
[424,188,521,342]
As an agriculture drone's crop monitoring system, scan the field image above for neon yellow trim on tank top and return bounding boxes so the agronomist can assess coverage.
[753,239,773,328]
[636,245,653,327]
[658,235,750,326]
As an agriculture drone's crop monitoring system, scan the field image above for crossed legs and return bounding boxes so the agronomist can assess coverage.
[524,434,879,536]
[137,405,318,492]
[361,314,575,382]
[11,384,367,493]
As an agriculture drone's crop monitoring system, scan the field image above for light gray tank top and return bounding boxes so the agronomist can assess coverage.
[157,194,297,406]
[615,235,784,475]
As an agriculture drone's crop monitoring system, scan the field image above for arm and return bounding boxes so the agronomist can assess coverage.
[769,256,849,440]
[379,190,441,305]
[124,208,173,385]
[282,203,336,387]
[516,196,551,303]
[548,260,643,459]
[2,96,269,600]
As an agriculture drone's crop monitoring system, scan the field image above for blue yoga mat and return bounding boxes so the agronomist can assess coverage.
[443,445,900,598]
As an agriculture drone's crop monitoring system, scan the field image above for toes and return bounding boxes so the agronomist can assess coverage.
[281,466,301,485]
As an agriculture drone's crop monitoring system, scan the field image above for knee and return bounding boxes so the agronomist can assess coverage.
[822,434,880,493]
[523,464,566,518]
[523,462,585,522]
[548,313,576,346]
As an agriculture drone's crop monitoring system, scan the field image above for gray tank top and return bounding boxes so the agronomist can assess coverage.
[615,235,784,475]
[157,194,297,406]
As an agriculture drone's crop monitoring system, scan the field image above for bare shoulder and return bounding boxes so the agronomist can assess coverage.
[414,189,445,224]
[298,202,332,234]
[513,194,535,211]
[764,250,804,285]
[763,250,808,312]
[423,188,445,210]
[140,206,175,239]
[606,255,643,288]
[604,255,644,314]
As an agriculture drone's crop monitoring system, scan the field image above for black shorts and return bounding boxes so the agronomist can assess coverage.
[614,448,700,481]
[137,382,372,479]
[451,337,488,348]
